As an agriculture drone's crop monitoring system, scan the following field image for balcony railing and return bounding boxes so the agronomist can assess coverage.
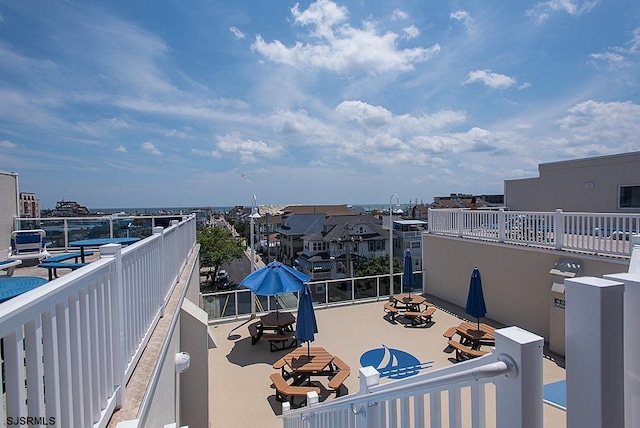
[13,214,189,251]
[428,208,640,257]
[202,272,422,320]
[0,215,197,427]
[280,326,544,428]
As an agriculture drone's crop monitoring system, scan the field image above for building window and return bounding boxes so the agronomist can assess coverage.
[368,240,384,251]
[619,185,640,208]
[411,241,420,249]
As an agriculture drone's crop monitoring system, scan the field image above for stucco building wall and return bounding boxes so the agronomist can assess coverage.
[0,171,19,248]
[505,151,640,213]
[422,233,629,342]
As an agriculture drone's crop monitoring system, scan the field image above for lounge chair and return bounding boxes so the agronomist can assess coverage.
[0,248,22,276]
[8,229,50,264]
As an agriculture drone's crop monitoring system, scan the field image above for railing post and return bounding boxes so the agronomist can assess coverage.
[63,218,69,251]
[565,276,624,428]
[153,226,165,317]
[554,209,564,250]
[498,209,505,242]
[100,243,126,407]
[494,326,543,428]
[604,270,640,428]
[355,366,380,428]
[457,209,464,237]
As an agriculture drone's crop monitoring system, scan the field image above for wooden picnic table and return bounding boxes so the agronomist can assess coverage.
[392,293,429,312]
[282,346,336,385]
[260,311,296,334]
[455,322,496,349]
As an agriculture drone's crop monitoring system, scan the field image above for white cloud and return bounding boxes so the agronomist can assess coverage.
[464,69,517,89]
[0,139,18,149]
[402,25,420,40]
[555,100,640,143]
[215,132,281,163]
[165,128,193,139]
[527,0,598,23]
[230,26,246,40]
[191,148,221,158]
[116,145,127,152]
[628,27,640,54]
[589,26,640,71]
[251,0,440,75]
[141,141,162,155]
[450,10,474,33]
[392,9,409,21]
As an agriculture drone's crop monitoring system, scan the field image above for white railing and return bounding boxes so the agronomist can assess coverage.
[12,213,191,251]
[0,215,196,427]
[429,209,640,256]
[202,272,420,320]
[280,327,544,428]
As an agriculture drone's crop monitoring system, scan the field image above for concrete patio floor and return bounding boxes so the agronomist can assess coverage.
[208,296,567,428]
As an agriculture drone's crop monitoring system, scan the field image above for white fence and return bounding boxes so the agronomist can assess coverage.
[428,209,640,256]
[280,327,544,428]
[0,215,196,427]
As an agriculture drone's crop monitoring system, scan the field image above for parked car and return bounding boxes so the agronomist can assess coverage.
[216,269,231,289]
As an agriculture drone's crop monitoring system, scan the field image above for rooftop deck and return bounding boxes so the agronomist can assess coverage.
[208,299,567,427]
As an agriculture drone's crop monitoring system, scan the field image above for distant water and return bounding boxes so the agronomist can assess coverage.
[92,203,394,216]
[93,206,233,215]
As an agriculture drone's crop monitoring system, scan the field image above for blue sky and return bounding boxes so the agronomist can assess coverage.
[1,0,639,209]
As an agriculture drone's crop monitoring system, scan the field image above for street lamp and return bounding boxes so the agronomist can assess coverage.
[389,194,402,295]
[250,195,261,317]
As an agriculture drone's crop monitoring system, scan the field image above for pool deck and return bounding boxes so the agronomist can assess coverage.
[208,296,567,428]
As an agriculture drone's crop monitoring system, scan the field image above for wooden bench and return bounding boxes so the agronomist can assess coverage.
[383,302,399,321]
[248,321,263,345]
[447,339,489,361]
[270,373,320,407]
[404,307,436,326]
[38,262,88,280]
[261,332,298,352]
[443,326,458,339]
[327,357,350,396]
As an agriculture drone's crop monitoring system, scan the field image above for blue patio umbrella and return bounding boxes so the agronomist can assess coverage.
[402,250,413,294]
[295,284,318,357]
[465,267,487,331]
[240,261,311,314]
[241,261,310,295]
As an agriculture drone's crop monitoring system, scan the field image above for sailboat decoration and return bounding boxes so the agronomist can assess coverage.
[359,344,432,379]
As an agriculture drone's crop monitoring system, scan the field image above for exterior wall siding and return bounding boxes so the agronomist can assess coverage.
[0,171,18,247]
[422,233,628,342]
[505,152,640,213]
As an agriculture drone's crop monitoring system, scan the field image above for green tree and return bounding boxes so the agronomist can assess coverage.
[197,225,246,281]
[354,255,402,277]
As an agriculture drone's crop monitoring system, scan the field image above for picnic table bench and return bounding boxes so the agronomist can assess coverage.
[249,321,297,351]
[38,262,88,280]
[270,373,320,407]
[448,339,489,361]
[44,251,94,264]
[404,307,436,326]
[327,356,350,396]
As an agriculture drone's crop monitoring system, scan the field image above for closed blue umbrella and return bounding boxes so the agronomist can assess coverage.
[402,250,413,294]
[295,284,318,357]
[241,261,310,296]
[465,267,487,331]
